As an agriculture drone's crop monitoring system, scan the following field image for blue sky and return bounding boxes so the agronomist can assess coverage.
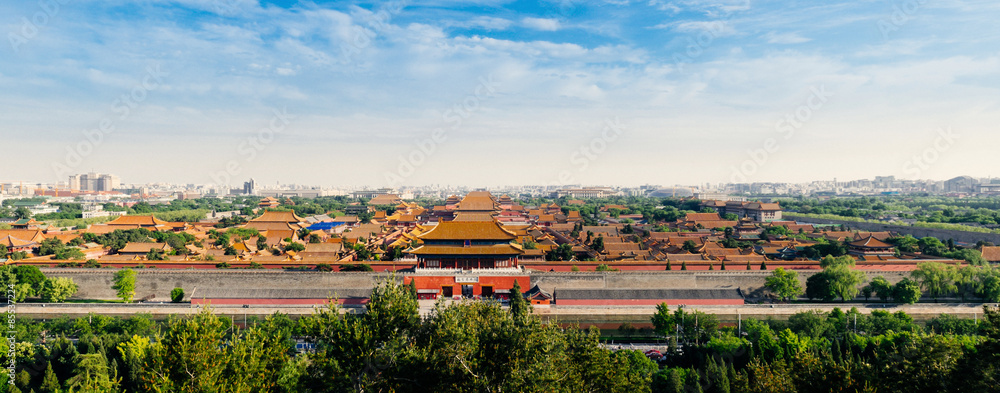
[1,0,998,188]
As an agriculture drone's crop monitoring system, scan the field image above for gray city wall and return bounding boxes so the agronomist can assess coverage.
[42,269,910,301]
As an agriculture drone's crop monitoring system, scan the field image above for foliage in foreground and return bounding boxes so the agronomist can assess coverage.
[1,279,655,393]
[6,276,1000,392]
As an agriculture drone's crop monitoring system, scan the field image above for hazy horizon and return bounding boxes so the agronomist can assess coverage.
[3,1,998,188]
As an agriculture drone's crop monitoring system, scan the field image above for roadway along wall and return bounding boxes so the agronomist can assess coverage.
[42,269,911,301]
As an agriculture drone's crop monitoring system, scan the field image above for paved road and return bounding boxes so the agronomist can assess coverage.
[13,302,996,322]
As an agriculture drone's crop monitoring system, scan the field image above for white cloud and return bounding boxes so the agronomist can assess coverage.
[671,20,736,36]
[447,16,513,30]
[649,0,750,16]
[522,17,561,31]
[763,31,810,44]
[2,0,1000,186]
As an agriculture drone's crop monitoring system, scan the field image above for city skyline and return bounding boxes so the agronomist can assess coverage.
[1,172,996,193]
[2,1,998,187]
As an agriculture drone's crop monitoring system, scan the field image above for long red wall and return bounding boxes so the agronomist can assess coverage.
[556,299,744,306]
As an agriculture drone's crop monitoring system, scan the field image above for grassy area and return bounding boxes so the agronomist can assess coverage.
[912,221,1000,234]
[786,212,1000,234]
[783,212,887,224]
[151,209,211,222]
[49,216,115,229]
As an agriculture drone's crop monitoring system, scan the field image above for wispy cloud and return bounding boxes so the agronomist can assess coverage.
[0,0,998,186]
[763,31,810,44]
[521,17,561,31]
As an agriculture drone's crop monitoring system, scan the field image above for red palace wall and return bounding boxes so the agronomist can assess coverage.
[13,261,416,271]
[556,299,744,306]
[522,261,927,272]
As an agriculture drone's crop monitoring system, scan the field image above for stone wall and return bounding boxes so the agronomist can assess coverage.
[42,268,913,301]
[530,270,910,298]
[41,269,388,301]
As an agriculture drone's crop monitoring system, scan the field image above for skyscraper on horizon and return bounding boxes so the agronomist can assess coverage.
[69,173,121,192]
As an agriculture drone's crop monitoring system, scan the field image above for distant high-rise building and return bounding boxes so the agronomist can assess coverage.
[69,173,121,192]
[243,178,257,195]
[944,176,979,193]
[874,175,896,188]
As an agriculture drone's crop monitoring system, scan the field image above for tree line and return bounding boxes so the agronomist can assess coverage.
[1,280,656,392]
[765,256,1000,304]
[4,277,999,392]
[649,303,1000,393]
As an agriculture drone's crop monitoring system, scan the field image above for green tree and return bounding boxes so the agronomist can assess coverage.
[113,268,138,302]
[869,276,893,302]
[406,279,417,300]
[955,265,980,301]
[146,248,167,261]
[339,263,374,272]
[13,207,31,220]
[65,353,118,392]
[819,255,866,301]
[861,285,873,302]
[682,240,699,253]
[546,243,574,261]
[592,236,605,252]
[806,271,835,302]
[652,368,685,393]
[134,308,230,391]
[214,231,231,248]
[911,262,957,301]
[284,242,305,253]
[14,264,45,287]
[893,277,922,304]
[54,247,85,260]
[40,361,60,393]
[980,267,1000,302]
[40,277,78,302]
[171,287,185,303]
[13,283,34,302]
[38,237,64,256]
[954,305,1000,390]
[509,280,530,323]
[651,303,675,337]
[765,267,804,301]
